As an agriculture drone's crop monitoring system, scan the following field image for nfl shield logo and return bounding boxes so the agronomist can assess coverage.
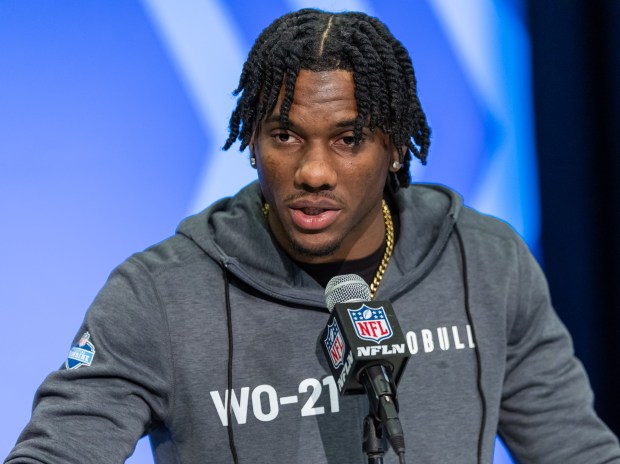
[66,331,96,370]
[324,320,346,369]
[348,305,393,343]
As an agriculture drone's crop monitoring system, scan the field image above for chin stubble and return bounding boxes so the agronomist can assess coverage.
[288,236,340,258]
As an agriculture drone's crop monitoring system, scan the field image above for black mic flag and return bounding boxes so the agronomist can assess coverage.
[321,274,410,395]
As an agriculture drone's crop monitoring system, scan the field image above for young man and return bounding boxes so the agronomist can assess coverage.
[6,9,620,464]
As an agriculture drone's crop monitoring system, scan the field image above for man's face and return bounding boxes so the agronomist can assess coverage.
[252,69,399,264]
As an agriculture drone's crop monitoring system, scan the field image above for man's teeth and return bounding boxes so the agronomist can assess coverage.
[303,208,324,216]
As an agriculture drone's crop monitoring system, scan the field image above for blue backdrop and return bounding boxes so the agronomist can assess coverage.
[0,1,535,462]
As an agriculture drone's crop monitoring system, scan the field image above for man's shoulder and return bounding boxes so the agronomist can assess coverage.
[459,205,521,243]
[119,231,214,282]
[127,182,264,278]
[403,183,524,244]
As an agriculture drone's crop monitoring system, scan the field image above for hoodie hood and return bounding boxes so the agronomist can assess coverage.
[176,181,462,308]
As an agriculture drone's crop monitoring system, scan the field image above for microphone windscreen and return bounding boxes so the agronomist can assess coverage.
[324,274,371,312]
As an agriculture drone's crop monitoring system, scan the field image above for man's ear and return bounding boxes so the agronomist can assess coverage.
[249,131,256,154]
[249,132,257,168]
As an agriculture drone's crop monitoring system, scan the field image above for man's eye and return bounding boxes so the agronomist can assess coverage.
[272,133,298,144]
[341,136,355,145]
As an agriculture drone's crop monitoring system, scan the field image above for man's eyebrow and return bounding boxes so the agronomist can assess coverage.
[264,114,359,129]
[264,114,283,125]
[334,119,358,128]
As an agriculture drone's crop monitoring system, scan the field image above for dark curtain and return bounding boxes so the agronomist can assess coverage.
[529,0,620,435]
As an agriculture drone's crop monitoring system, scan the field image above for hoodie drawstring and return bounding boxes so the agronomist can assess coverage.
[223,265,240,464]
[454,223,487,464]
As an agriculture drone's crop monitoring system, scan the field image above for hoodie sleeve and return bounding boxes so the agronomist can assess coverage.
[498,241,620,463]
[5,257,174,464]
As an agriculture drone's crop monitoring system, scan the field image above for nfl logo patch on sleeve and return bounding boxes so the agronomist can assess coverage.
[65,331,96,369]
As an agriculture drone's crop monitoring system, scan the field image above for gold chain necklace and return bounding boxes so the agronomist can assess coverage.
[370,200,394,299]
[262,200,394,299]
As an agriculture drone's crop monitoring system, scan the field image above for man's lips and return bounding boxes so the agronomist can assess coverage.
[286,200,342,231]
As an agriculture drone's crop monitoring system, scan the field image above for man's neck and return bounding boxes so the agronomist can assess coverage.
[293,240,386,288]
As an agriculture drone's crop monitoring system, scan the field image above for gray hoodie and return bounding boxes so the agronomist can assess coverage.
[6,182,620,463]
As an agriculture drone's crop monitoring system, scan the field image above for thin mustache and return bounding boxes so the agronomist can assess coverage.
[283,191,342,204]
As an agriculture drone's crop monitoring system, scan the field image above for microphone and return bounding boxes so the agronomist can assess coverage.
[321,274,409,459]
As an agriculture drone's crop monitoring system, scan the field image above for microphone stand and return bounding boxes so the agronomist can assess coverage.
[363,413,387,464]
[359,364,407,464]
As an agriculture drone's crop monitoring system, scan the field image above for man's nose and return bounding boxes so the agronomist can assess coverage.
[294,143,337,191]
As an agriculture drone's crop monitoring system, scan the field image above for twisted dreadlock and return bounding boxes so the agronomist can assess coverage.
[223,9,431,189]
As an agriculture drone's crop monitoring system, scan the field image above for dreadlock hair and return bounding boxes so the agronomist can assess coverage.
[223,8,431,189]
